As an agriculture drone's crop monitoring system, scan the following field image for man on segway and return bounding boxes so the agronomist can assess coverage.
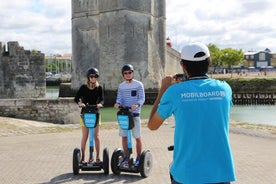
[114,64,145,167]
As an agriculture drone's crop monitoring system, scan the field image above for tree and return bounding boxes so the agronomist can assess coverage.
[220,48,245,77]
[208,43,223,73]
[220,48,244,68]
[207,44,245,76]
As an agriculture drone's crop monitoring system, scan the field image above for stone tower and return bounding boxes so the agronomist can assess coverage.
[71,0,166,95]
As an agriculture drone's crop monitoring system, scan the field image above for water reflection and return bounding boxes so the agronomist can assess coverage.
[45,87,275,126]
[46,86,59,98]
[230,105,276,126]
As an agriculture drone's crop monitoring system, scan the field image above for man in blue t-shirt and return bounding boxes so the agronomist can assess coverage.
[148,42,236,184]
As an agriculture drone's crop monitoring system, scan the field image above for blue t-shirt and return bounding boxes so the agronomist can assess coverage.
[157,78,236,183]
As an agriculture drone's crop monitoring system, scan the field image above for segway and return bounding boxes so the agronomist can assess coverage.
[73,105,109,175]
[168,145,174,182]
[111,106,153,178]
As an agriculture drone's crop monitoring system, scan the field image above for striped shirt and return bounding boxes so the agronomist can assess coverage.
[116,79,145,114]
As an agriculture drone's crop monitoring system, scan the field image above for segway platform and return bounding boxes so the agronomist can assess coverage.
[72,105,109,175]
[111,106,153,178]
[73,147,109,174]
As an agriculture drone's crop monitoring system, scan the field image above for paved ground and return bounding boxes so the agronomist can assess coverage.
[0,117,275,184]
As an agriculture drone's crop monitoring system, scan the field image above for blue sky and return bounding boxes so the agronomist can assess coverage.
[1,0,276,55]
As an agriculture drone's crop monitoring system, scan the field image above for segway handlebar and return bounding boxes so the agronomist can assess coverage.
[118,105,131,110]
[83,104,99,114]
[85,104,98,108]
[83,104,99,110]
[168,145,174,151]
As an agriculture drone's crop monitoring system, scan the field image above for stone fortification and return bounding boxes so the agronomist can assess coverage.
[71,0,166,92]
[0,42,45,98]
[0,98,79,124]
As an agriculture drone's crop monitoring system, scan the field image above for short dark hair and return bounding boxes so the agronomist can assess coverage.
[181,58,210,77]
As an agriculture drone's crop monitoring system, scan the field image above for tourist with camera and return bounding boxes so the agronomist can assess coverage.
[148,42,236,184]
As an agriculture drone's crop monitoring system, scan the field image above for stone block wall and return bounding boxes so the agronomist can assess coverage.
[165,46,182,75]
[59,46,182,106]
[0,41,45,99]
[0,98,80,124]
[71,0,166,91]
[0,42,3,95]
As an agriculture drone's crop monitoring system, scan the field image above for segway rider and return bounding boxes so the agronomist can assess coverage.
[114,64,145,166]
[148,42,236,184]
[74,67,104,164]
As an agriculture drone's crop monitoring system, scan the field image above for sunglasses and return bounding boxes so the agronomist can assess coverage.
[89,75,98,78]
[123,71,133,75]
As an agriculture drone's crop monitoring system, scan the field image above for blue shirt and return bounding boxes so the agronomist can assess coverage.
[116,79,145,114]
[157,78,236,183]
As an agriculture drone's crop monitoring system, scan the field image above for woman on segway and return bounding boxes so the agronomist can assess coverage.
[74,67,104,164]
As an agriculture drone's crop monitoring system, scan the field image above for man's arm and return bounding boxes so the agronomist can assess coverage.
[148,76,174,130]
[148,107,165,130]
[137,82,145,106]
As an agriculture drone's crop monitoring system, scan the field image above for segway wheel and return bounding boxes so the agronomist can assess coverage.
[103,147,109,175]
[73,148,81,175]
[139,150,153,178]
[111,148,124,175]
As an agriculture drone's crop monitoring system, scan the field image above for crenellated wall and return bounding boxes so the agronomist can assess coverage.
[0,41,46,99]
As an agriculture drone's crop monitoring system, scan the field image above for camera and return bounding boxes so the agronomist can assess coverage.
[174,73,186,82]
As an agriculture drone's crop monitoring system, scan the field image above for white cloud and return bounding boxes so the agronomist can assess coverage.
[0,0,71,55]
[166,0,276,52]
[0,0,276,55]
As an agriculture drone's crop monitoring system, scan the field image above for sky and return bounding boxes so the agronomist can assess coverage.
[1,0,276,56]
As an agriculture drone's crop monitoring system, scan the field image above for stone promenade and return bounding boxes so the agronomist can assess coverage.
[0,117,275,184]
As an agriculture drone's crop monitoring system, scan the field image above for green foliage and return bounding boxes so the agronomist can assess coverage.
[208,43,222,66]
[45,58,71,73]
[100,105,152,122]
[220,48,245,68]
[31,49,39,53]
[208,44,245,69]
[208,43,224,73]
[219,78,276,93]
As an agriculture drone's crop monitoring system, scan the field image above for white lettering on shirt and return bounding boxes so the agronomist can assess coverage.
[181,91,226,102]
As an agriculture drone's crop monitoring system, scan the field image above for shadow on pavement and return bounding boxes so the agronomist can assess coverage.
[40,172,145,184]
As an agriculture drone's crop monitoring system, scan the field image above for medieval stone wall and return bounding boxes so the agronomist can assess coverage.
[0,41,45,99]
[0,98,79,124]
[59,45,182,105]
[0,43,3,95]
[71,0,166,91]
[165,46,182,75]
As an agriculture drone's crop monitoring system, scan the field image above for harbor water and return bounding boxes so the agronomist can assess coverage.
[46,86,59,98]
[46,86,275,126]
[230,105,276,126]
